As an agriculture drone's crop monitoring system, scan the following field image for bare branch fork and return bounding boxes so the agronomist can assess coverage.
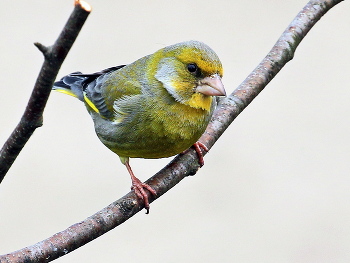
[0,0,91,182]
[0,0,344,262]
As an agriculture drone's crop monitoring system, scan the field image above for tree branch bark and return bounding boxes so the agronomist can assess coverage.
[0,0,344,262]
[0,0,91,183]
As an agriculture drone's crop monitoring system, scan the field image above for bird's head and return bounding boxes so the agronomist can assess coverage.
[152,41,226,111]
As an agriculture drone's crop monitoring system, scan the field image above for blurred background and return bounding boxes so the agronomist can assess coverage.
[1,0,350,262]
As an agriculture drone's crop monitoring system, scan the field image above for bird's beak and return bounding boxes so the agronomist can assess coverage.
[196,74,226,97]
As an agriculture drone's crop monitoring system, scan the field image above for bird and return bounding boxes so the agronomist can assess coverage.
[52,40,226,213]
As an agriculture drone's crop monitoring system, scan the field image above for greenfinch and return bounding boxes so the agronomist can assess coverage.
[53,40,225,213]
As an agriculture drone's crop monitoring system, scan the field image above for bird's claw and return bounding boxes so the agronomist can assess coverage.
[193,141,208,167]
[182,141,208,167]
[131,177,157,214]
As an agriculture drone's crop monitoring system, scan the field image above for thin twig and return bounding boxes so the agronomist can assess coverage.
[0,0,91,183]
[200,0,344,149]
[0,0,343,262]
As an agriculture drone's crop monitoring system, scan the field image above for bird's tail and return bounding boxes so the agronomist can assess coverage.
[53,66,125,103]
[52,72,86,102]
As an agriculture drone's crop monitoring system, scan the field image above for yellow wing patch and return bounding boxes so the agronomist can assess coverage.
[83,93,100,114]
[54,88,78,98]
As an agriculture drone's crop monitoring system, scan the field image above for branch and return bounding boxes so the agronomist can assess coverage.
[0,0,91,183]
[0,0,344,262]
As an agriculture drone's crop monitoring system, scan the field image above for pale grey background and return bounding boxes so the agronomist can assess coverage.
[1,0,350,262]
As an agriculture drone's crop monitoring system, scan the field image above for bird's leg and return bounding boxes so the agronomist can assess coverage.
[193,141,208,167]
[124,160,157,214]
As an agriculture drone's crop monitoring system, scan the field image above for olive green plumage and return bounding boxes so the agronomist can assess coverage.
[54,40,225,161]
[53,40,225,212]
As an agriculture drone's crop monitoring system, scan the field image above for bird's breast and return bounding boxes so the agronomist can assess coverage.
[92,98,213,159]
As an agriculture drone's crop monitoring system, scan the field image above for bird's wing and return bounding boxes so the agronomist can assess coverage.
[70,65,126,80]
[71,65,127,119]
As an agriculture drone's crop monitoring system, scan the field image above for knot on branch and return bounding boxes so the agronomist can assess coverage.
[20,114,43,130]
[34,42,52,59]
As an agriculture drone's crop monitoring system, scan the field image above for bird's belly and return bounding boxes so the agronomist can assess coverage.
[93,111,209,159]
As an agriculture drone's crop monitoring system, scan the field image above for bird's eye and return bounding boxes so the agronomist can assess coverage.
[187,63,198,73]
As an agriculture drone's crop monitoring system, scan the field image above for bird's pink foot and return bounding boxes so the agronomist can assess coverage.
[182,141,209,167]
[130,175,157,214]
[125,160,156,214]
[193,141,208,167]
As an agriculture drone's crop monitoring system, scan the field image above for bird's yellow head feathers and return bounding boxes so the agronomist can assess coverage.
[148,41,225,111]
